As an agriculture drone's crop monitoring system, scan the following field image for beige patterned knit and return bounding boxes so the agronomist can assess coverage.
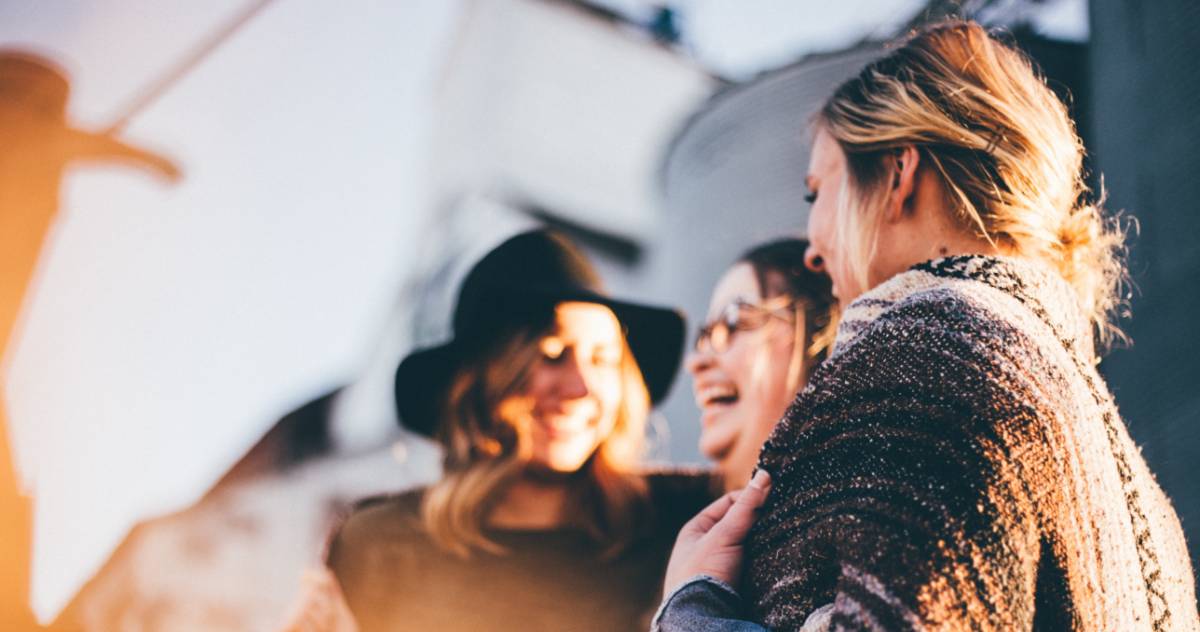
[748,256,1198,631]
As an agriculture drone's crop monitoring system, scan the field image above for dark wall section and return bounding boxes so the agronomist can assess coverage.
[1089,0,1200,576]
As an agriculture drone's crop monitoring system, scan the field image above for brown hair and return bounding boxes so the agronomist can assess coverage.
[420,316,650,558]
[738,238,838,388]
[817,20,1127,349]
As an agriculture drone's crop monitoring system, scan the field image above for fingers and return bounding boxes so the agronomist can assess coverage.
[710,469,771,542]
[662,471,773,593]
[680,469,773,539]
[743,469,771,504]
[681,490,738,536]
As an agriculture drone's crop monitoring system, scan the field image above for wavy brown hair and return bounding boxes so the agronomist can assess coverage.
[420,316,650,558]
[817,20,1128,349]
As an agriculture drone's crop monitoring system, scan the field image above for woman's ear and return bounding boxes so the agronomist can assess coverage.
[885,145,921,222]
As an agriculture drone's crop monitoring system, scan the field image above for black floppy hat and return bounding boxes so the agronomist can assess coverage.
[394,229,685,437]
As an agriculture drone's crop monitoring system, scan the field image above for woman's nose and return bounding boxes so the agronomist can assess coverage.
[557,357,591,400]
[685,347,715,376]
[804,245,826,274]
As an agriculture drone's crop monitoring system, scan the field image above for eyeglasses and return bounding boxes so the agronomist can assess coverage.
[694,296,797,354]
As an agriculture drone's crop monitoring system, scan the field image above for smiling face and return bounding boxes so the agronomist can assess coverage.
[502,301,626,474]
[686,263,802,490]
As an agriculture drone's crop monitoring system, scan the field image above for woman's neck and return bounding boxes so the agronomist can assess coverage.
[486,475,574,530]
[871,194,1007,287]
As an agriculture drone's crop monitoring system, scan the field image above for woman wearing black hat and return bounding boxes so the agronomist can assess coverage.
[283,229,714,632]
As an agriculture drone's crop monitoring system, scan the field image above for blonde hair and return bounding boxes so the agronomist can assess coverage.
[817,20,1128,349]
[421,320,650,558]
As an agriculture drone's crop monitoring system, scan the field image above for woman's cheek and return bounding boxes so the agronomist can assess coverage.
[595,375,624,426]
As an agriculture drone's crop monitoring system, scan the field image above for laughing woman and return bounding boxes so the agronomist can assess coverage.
[657,21,1198,631]
[314,230,713,632]
[687,239,836,493]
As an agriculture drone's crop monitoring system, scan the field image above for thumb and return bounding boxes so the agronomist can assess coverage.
[710,469,771,542]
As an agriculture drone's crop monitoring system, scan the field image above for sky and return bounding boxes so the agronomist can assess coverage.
[0,0,1087,622]
[592,0,1087,78]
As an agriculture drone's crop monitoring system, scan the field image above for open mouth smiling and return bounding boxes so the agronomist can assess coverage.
[698,383,739,409]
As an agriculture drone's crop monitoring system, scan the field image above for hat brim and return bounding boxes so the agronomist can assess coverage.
[393,341,463,437]
[394,289,685,437]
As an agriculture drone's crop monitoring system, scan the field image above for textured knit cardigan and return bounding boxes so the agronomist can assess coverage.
[746,256,1198,631]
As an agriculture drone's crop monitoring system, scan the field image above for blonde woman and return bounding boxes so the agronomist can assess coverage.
[687,238,836,493]
[303,230,713,632]
[658,21,1198,631]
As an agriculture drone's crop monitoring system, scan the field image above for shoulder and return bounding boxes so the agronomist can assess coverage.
[833,261,1063,370]
[802,284,1033,422]
[346,486,423,524]
[765,276,1055,469]
[864,285,1014,346]
[327,487,427,560]
[326,488,443,617]
[822,280,1045,400]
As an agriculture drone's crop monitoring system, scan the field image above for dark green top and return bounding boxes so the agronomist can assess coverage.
[327,470,716,632]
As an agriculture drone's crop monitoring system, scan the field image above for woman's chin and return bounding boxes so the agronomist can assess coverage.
[698,430,739,466]
[524,457,589,480]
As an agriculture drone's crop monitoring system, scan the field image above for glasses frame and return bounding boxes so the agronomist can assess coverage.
[694,295,799,354]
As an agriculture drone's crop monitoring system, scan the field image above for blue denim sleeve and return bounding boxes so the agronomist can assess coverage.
[650,576,769,632]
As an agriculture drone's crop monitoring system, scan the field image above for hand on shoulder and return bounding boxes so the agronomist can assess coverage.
[662,470,771,595]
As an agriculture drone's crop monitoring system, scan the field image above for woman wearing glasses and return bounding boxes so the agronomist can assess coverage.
[687,239,835,493]
[657,21,1197,630]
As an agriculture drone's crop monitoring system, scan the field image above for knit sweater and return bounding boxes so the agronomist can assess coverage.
[747,256,1198,631]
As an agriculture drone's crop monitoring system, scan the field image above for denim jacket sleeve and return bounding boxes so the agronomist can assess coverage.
[651,576,837,632]
[650,576,767,632]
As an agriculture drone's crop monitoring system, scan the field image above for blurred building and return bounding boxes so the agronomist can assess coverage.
[53,1,714,628]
